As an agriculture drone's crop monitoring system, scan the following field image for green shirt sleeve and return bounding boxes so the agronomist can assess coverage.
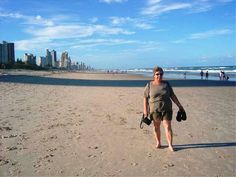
[144,83,149,98]
[167,81,174,97]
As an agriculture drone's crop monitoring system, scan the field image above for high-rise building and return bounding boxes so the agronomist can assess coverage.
[0,41,15,65]
[51,50,57,68]
[24,53,36,65]
[7,42,15,64]
[0,44,3,64]
[61,51,71,69]
[46,49,52,67]
[39,56,46,67]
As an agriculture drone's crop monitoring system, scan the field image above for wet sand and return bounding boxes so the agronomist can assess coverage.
[0,71,236,176]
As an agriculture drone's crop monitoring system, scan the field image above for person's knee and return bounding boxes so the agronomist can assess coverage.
[153,121,161,131]
[163,121,172,131]
[153,125,160,132]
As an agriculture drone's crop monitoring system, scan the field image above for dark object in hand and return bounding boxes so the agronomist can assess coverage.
[140,114,152,129]
[176,110,187,122]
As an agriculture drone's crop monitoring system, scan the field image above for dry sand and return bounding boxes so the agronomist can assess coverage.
[0,71,236,177]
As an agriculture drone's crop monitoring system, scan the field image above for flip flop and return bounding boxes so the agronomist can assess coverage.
[181,111,187,121]
[176,111,182,122]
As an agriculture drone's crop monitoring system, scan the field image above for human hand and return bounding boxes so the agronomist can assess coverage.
[179,105,185,112]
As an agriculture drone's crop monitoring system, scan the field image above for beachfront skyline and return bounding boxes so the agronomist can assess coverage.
[0,0,235,69]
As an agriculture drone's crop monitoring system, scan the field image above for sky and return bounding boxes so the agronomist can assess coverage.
[0,0,235,69]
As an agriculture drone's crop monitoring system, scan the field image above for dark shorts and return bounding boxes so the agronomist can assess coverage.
[150,111,173,121]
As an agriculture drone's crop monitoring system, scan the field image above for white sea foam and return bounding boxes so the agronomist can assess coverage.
[127,66,236,81]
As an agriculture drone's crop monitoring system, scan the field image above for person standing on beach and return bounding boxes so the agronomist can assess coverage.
[143,66,185,152]
[200,70,204,79]
[205,71,209,80]
[222,70,226,80]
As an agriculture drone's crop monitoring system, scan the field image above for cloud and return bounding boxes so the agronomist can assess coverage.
[134,22,153,30]
[0,12,54,26]
[189,29,233,39]
[172,28,233,44]
[141,1,192,16]
[99,0,126,4]
[148,0,162,5]
[0,12,25,18]
[141,0,233,16]
[25,24,134,40]
[110,16,132,26]
[15,23,136,51]
[171,39,187,44]
[15,38,52,51]
[71,38,138,49]
[110,16,154,30]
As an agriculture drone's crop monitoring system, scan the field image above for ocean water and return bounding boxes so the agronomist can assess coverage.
[127,66,236,81]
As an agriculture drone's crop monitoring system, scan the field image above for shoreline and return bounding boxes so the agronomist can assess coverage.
[1,67,236,82]
[0,70,235,87]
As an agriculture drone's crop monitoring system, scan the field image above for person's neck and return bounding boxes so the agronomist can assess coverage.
[152,79,162,85]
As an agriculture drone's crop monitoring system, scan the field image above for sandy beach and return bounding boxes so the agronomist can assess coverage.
[0,70,236,177]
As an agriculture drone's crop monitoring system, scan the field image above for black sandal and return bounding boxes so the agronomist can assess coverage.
[140,114,152,129]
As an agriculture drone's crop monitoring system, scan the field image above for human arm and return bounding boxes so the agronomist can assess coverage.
[143,97,149,117]
[171,94,185,112]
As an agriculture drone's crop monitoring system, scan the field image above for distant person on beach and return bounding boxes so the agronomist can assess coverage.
[219,70,226,80]
[143,66,185,152]
[205,71,209,80]
[200,70,204,79]
[184,72,186,79]
[219,70,222,80]
[222,71,226,80]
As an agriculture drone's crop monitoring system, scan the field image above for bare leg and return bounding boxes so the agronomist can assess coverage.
[163,120,174,152]
[153,120,161,148]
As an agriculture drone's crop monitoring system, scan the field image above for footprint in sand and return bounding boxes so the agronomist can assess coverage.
[2,134,17,139]
[119,117,127,125]
[0,158,10,166]
[33,153,54,168]
[188,133,193,138]
[143,129,151,135]
[163,162,175,169]
[0,126,12,131]
[7,146,18,151]
[131,162,138,166]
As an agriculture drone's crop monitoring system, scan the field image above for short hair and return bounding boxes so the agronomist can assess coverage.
[153,66,164,74]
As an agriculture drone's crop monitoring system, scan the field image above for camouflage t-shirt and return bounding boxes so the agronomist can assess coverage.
[144,81,174,113]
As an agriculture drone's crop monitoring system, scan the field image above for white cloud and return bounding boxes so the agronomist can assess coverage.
[25,15,54,26]
[25,24,134,40]
[0,12,54,26]
[171,39,186,44]
[110,16,154,30]
[110,16,132,26]
[134,22,153,30]
[172,28,233,44]
[189,29,233,39]
[71,38,138,49]
[0,12,25,18]
[15,38,52,51]
[141,0,233,16]
[141,1,192,16]
[148,0,162,5]
[99,0,126,3]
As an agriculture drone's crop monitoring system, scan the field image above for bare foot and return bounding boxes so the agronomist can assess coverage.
[156,143,162,149]
[168,146,175,152]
